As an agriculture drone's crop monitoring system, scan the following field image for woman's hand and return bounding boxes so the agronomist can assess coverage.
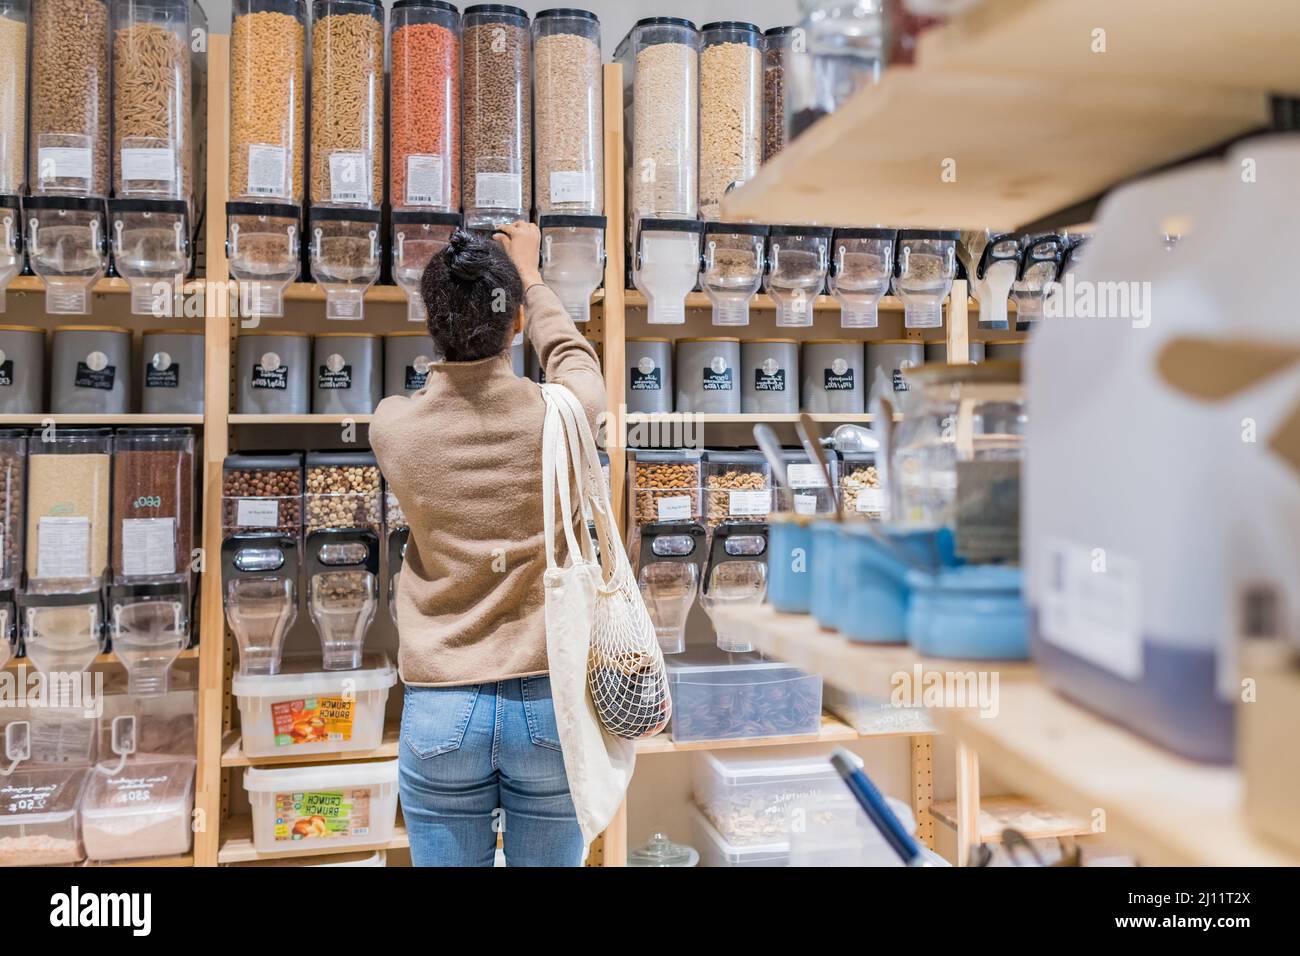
[494,221,544,289]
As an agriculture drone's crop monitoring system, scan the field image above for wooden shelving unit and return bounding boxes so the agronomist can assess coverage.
[0,414,204,426]
[2,648,201,672]
[928,796,1091,844]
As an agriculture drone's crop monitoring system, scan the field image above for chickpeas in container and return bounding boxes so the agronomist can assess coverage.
[698,22,762,221]
[533,8,602,216]
[389,0,460,214]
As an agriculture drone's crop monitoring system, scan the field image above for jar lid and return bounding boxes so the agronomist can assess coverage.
[539,213,607,230]
[393,0,458,11]
[768,224,834,239]
[743,337,798,345]
[897,229,960,241]
[703,448,766,465]
[306,449,378,468]
[385,330,434,338]
[626,336,671,343]
[143,328,203,336]
[763,25,796,36]
[676,336,740,344]
[464,3,528,19]
[631,448,702,462]
[315,331,381,339]
[702,20,760,33]
[802,338,863,346]
[536,7,597,22]
[627,832,699,867]
[225,452,304,470]
[239,329,311,337]
[834,227,896,241]
[53,324,130,334]
[0,324,44,334]
[703,221,767,237]
[227,201,301,221]
[634,16,696,30]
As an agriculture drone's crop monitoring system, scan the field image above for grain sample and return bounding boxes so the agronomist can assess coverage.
[699,41,761,219]
[113,21,191,198]
[26,451,112,585]
[29,0,110,196]
[631,42,696,220]
[462,18,531,217]
[111,444,194,580]
[534,30,601,214]
[310,11,383,206]
[0,13,27,194]
[390,20,459,210]
[229,10,305,202]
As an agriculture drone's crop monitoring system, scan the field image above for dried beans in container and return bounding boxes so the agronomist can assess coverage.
[0,0,31,195]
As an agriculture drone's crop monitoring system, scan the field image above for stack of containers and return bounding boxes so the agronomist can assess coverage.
[0,0,25,305]
[25,0,111,314]
[49,324,132,414]
[109,0,194,315]
[309,0,385,320]
[236,329,311,414]
[312,331,382,414]
[389,0,461,322]
[461,4,530,230]
[226,0,307,318]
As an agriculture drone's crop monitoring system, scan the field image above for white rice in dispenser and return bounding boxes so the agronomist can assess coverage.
[801,339,865,414]
[50,325,132,414]
[237,330,311,414]
[141,329,204,414]
[0,324,45,413]
[312,331,381,415]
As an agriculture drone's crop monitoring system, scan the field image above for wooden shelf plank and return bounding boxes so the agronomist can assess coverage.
[4,647,201,671]
[634,713,914,756]
[228,413,371,425]
[220,725,400,768]
[0,414,204,426]
[623,412,878,425]
[932,682,1298,866]
[217,814,408,864]
[82,854,194,868]
[929,795,1092,844]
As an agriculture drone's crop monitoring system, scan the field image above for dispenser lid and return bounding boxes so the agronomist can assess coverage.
[109,199,189,217]
[226,201,301,221]
[634,16,696,29]
[244,758,399,793]
[638,217,705,234]
[537,8,598,21]
[24,196,105,213]
[631,448,702,463]
[703,448,766,466]
[768,225,833,239]
[393,0,459,11]
[702,20,760,33]
[763,25,797,37]
[225,452,303,471]
[310,207,382,225]
[464,4,528,18]
[392,210,462,227]
[897,229,960,241]
[833,227,896,241]
[0,767,88,827]
[703,221,767,237]
[539,214,607,229]
[232,651,397,697]
[306,449,377,468]
[0,194,20,210]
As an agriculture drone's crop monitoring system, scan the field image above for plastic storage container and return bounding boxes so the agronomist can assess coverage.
[141,328,204,414]
[23,196,109,314]
[960,230,1019,330]
[308,0,382,209]
[761,26,794,162]
[312,332,381,415]
[618,17,698,230]
[80,756,195,861]
[0,766,88,865]
[26,427,112,592]
[0,325,44,412]
[676,337,740,415]
[801,339,864,414]
[624,337,672,414]
[384,330,439,397]
[392,210,460,323]
[533,9,601,216]
[221,530,299,676]
[111,427,195,584]
[389,0,459,214]
[243,759,399,853]
[50,325,130,414]
[667,645,821,742]
[839,449,883,518]
[237,330,311,414]
[636,520,706,655]
[699,521,769,651]
[701,222,766,327]
[908,565,1029,660]
[305,450,381,534]
[894,229,957,329]
[865,342,922,398]
[692,749,840,846]
[698,21,761,220]
[97,687,196,758]
[0,195,20,307]
[539,214,605,324]
[766,225,831,327]
[107,579,190,694]
[777,448,839,516]
[233,653,397,757]
[19,590,104,676]
[0,428,25,612]
[741,338,798,415]
[689,805,787,867]
[784,0,885,142]
[0,0,28,198]
[461,4,531,230]
[1011,233,1063,327]
[766,514,813,611]
[703,449,771,527]
[224,202,302,319]
[308,207,381,320]
[822,682,934,735]
[628,448,702,533]
[633,217,703,326]
[830,227,895,328]
[222,453,303,537]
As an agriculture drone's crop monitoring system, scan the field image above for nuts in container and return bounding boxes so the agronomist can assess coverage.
[839,451,883,519]
[703,449,771,527]
[222,453,303,536]
[629,449,702,527]
[305,450,380,532]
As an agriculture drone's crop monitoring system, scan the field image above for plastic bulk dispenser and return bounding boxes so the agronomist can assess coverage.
[18,590,105,690]
[700,222,766,327]
[222,531,300,676]
[637,521,706,655]
[958,230,1020,330]
[0,428,24,664]
[309,208,381,321]
[1010,233,1062,327]
[894,229,957,330]
[24,197,108,315]
[0,718,88,865]
[393,211,461,323]
[0,0,29,305]
[0,196,20,309]
[829,227,895,329]
[699,521,769,653]
[108,582,189,695]
[765,225,831,328]
[225,202,302,319]
[109,0,194,315]
[539,214,606,324]
[634,217,704,325]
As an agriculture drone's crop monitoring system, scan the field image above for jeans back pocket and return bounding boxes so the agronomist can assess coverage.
[402,684,481,759]
[520,676,562,752]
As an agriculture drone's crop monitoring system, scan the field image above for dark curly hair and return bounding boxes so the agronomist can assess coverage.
[421,229,524,362]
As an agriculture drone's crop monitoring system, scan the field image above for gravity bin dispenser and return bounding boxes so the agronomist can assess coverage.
[633,217,704,325]
[17,590,106,695]
[699,521,769,653]
[308,207,382,321]
[221,531,300,676]
[0,196,20,310]
[637,521,707,656]
[306,527,379,671]
[539,214,606,324]
[107,581,190,695]
[24,197,109,315]
[226,202,302,320]
[700,222,766,327]
[392,211,461,323]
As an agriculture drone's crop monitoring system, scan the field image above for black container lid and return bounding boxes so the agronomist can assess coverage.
[23,195,105,213]
[704,221,768,237]
[833,227,896,241]
[17,590,102,609]
[0,194,19,209]
[768,224,833,239]
[634,16,696,30]
[632,448,702,462]
[227,201,301,221]
[224,452,304,470]
[464,3,527,18]
[392,210,463,226]
[310,206,382,224]
[703,448,767,465]
[702,21,760,33]
[638,217,705,234]
[764,25,797,36]
[109,580,190,602]
[110,198,189,216]
[393,0,458,11]
[539,213,607,229]
[536,8,597,21]
[0,427,28,439]
[307,449,378,468]
[897,229,960,241]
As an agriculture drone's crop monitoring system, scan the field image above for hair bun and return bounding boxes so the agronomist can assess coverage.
[446,228,493,282]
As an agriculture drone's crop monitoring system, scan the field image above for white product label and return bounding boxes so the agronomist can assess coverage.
[1039,538,1143,680]
[120,148,176,183]
[475,172,522,210]
[38,147,93,182]
[729,489,771,516]
[549,170,592,206]
[247,144,288,197]
[236,498,280,527]
[330,151,371,203]
[786,463,827,488]
[793,494,819,516]
[656,496,692,521]
[30,710,95,763]
[855,487,885,513]
[405,155,444,206]
[36,516,91,579]
[120,518,177,577]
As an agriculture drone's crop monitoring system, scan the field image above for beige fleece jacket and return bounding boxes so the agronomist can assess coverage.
[369,284,606,686]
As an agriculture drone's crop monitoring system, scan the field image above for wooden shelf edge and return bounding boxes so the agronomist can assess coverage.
[81,854,194,867]
[217,815,408,864]
[221,727,401,768]
[0,414,204,425]
[623,412,878,425]
[4,647,201,672]
[228,413,372,425]
[929,795,1093,844]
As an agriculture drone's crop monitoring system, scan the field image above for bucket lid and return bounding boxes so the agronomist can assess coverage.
[233,651,396,697]
[244,757,399,792]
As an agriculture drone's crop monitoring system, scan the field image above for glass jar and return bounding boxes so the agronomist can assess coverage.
[24,196,109,315]
[389,0,460,214]
[533,8,602,216]
[229,0,307,204]
[765,225,831,328]
[25,427,112,593]
[829,226,895,328]
[310,0,384,209]
[539,214,605,324]
[633,217,703,326]
[0,0,31,197]
[960,230,1019,329]
[700,222,766,327]
[699,21,762,220]
[785,1,885,144]
[393,210,461,323]
[617,17,698,234]
[894,228,957,329]
[461,4,531,229]
[889,361,1025,563]
[111,428,195,585]
[308,207,381,320]
[225,202,301,319]
[762,26,795,162]
[1013,233,1063,325]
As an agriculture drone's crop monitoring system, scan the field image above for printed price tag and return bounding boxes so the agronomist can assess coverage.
[120,518,177,577]
[330,152,370,204]
[36,517,91,579]
[236,498,279,527]
[246,144,288,198]
[549,171,592,205]
[120,148,176,183]
[405,155,444,206]
[729,490,771,516]
[794,494,819,516]
[786,463,827,488]
[656,496,692,521]
[475,172,522,209]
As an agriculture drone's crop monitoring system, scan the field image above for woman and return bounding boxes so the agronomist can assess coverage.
[370,222,606,867]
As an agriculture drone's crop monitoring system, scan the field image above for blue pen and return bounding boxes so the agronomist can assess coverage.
[830,747,928,867]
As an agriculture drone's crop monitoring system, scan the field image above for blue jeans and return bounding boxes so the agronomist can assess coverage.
[399,677,584,867]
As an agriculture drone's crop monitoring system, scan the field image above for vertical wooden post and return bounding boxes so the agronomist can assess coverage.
[910,734,936,849]
[601,62,627,531]
[194,32,230,868]
[955,743,981,867]
[946,278,970,364]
